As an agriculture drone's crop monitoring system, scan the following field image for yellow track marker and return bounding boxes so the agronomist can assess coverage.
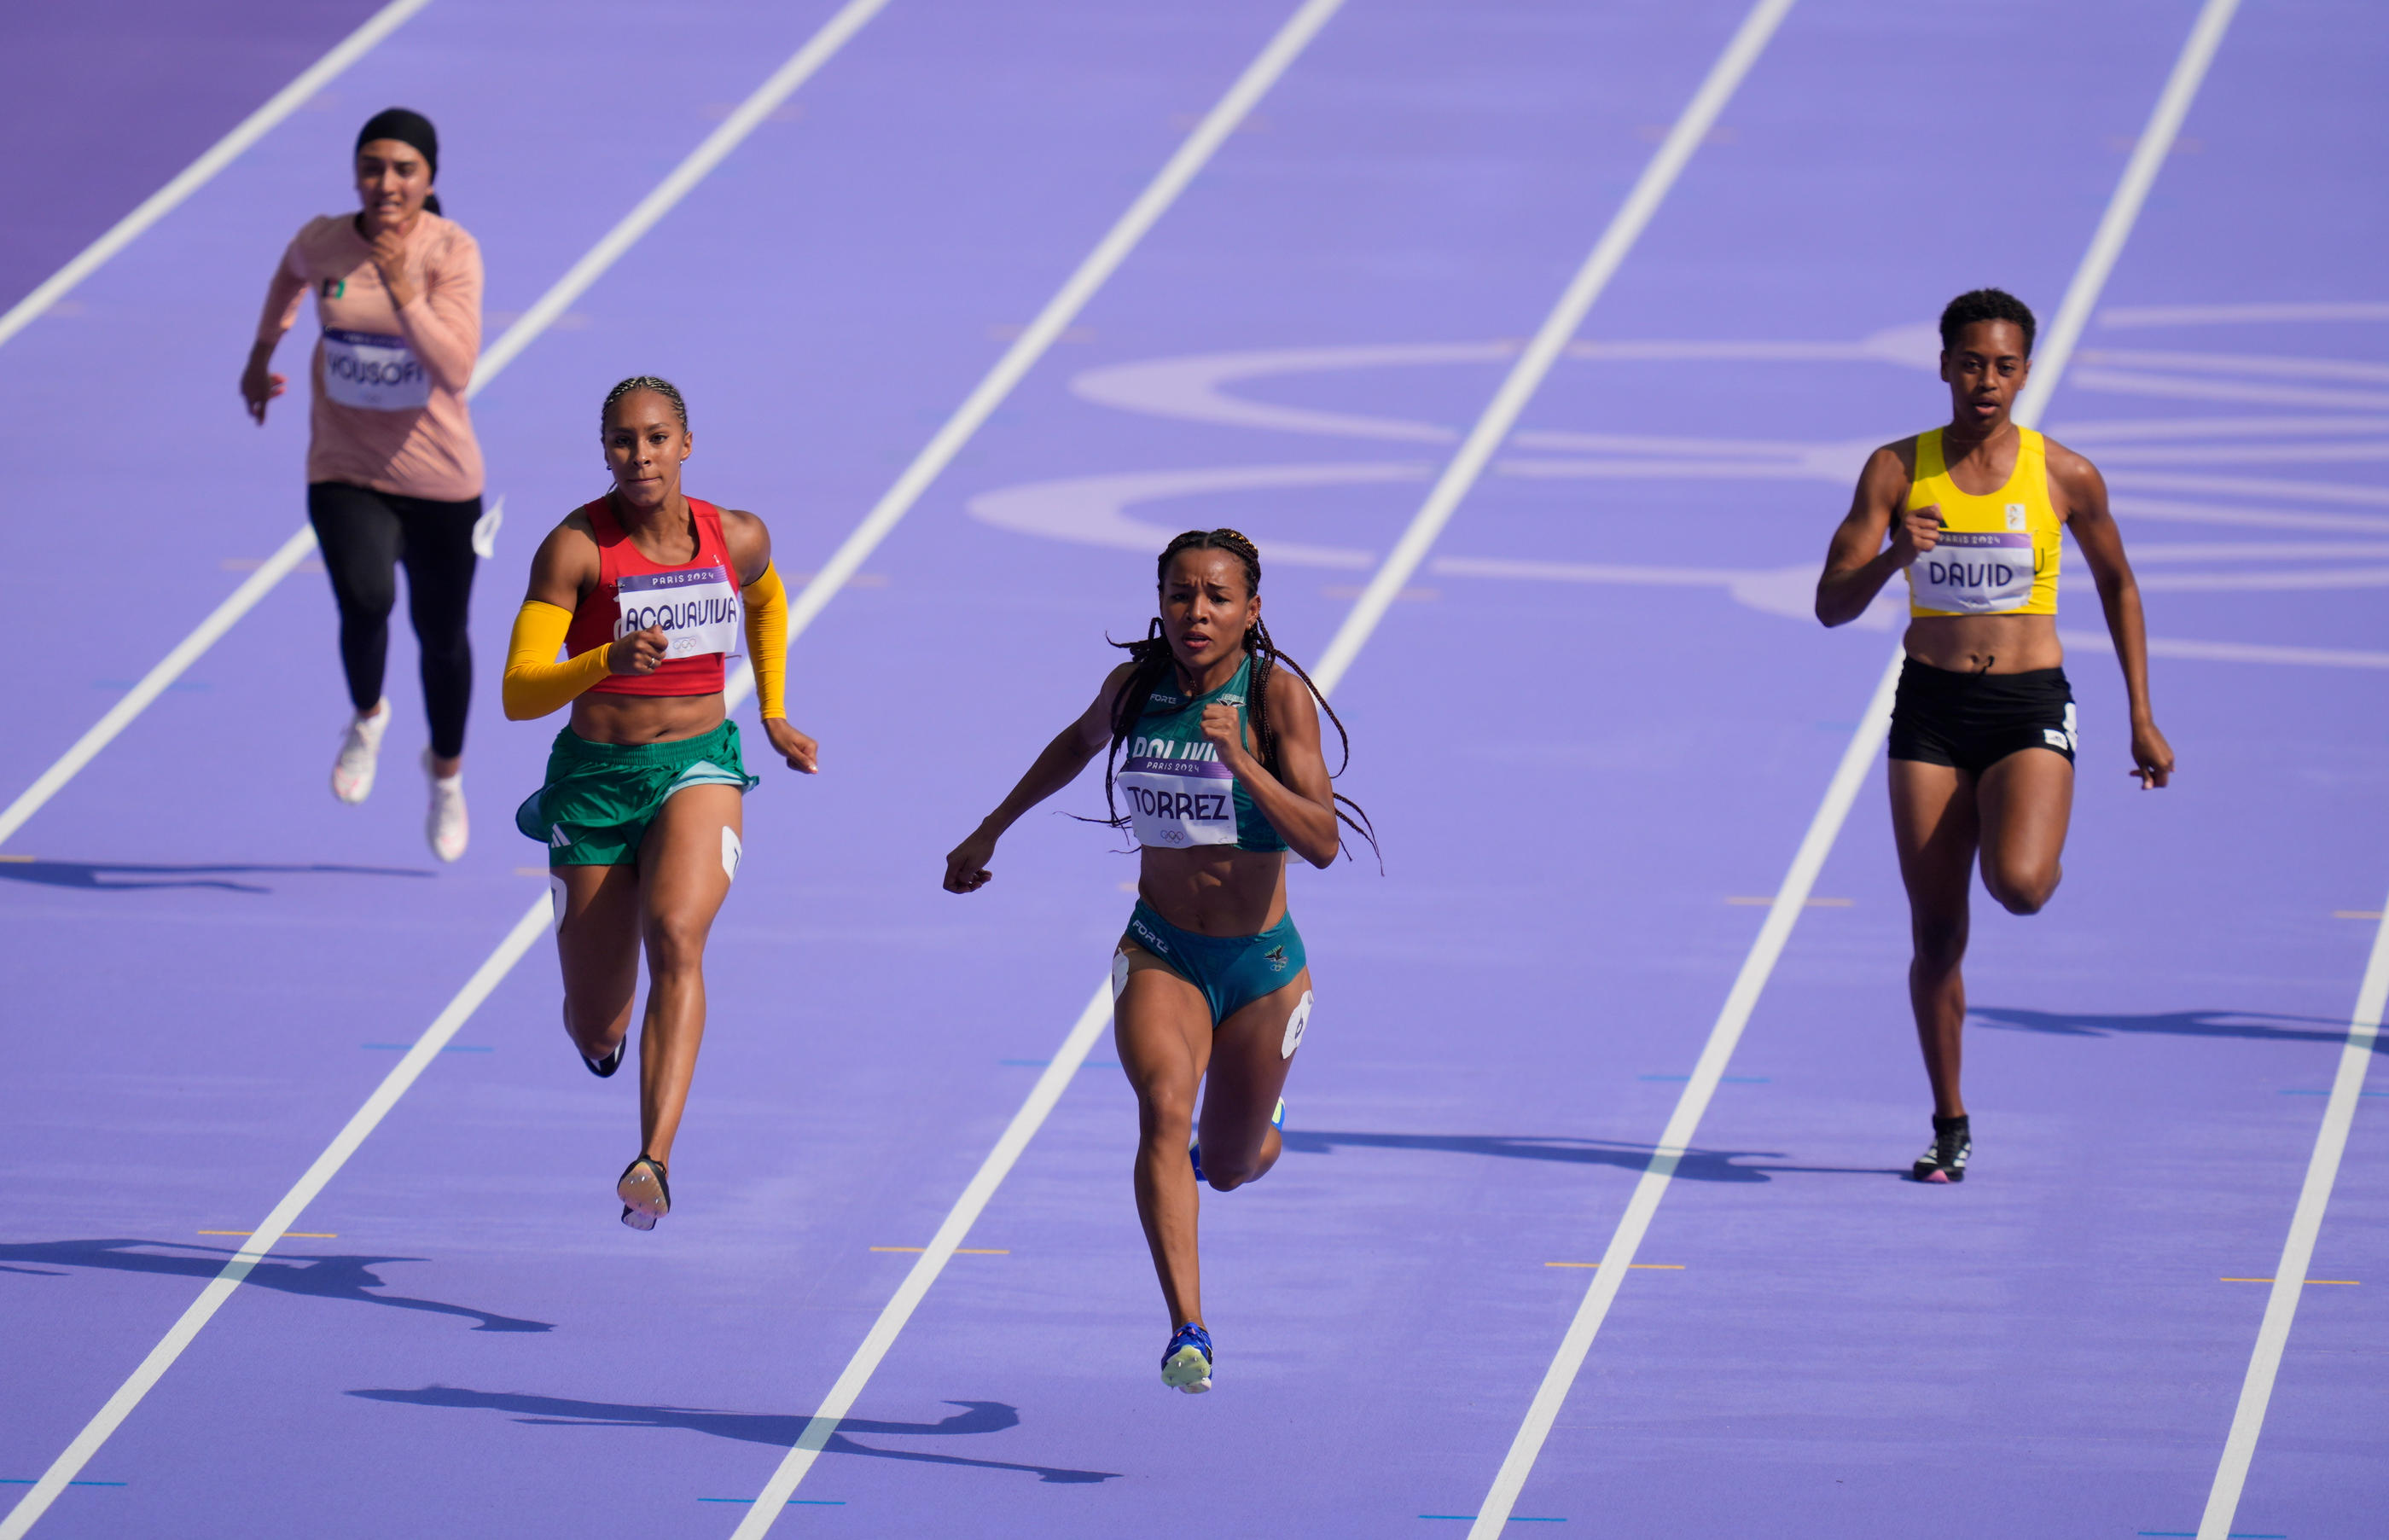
[0,854,35,863]
[2337,910,2386,920]
[2220,1277,2357,1285]
[1543,1262,1683,1270]
[870,1246,1008,1255]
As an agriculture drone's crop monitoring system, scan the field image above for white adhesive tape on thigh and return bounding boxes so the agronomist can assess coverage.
[1111,949,1131,1002]
[549,874,567,933]
[1281,990,1313,1059]
[721,826,742,883]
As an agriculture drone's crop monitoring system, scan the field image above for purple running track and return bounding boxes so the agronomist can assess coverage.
[2,1,2384,1537]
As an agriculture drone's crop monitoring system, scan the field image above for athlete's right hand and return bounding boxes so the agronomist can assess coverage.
[943,826,998,894]
[1886,503,1942,567]
[606,625,669,676]
[241,359,286,425]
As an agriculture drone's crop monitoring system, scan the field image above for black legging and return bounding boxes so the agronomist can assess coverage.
[306,481,480,759]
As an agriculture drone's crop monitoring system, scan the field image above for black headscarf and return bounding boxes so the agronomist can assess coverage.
[356,108,442,216]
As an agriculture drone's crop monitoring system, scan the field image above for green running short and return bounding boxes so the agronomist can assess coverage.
[514,719,758,867]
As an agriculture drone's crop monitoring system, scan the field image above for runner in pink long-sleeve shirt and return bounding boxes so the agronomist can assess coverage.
[243,108,485,861]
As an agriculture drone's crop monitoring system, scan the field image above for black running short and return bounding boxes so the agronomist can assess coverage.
[1886,659,2076,776]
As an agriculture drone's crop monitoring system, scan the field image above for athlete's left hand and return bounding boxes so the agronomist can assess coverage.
[764,718,819,774]
[2129,718,2173,790]
[369,226,418,309]
[1200,702,1251,773]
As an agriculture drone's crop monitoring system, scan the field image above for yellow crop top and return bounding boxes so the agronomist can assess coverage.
[1904,427,2061,617]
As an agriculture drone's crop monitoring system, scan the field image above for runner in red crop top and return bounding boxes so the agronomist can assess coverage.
[561,494,741,698]
[504,375,817,1230]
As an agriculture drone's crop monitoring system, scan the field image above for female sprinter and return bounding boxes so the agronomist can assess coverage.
[1815,288,2173,1183]
[944,529,1373,1392]
[503,377,817,1229]
[244,108,485,859]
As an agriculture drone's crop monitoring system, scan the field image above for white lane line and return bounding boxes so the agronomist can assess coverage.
[1462,0,2241,1532]
[0,8,903,1530]
[1311,0,1796,694]
[0,0,892,851]
[0,0,436,352]
[2197,900,2389,1535]
[724,7,1349,1531]
[0,900,552,1540]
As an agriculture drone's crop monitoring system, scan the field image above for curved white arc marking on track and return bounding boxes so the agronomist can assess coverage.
[1466,0,2242,1532]
[2052,414,2389,442]
[2114,471,2389,506]
[1071,343,1507,441]
[1316,0,1801,706]
[2101,299,2389,328]
[1065,328,1937,445]
[0,0,436,353]
[0,0,892,854]
[725,3,1354,1531]
[2058,630,2389,671]
[2113,497,2389,534]
[967,462,1422,567]
[2199,900,2389,1538]
[2076,348,2389,385]
[2072,368,2389,412]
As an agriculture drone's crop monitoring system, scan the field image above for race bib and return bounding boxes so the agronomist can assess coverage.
[322,328,429,411]
[615,567,743,660]
[1909,531,2036,613]
[1118,735,1237,848]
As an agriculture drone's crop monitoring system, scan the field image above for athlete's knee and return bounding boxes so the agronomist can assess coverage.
[1909,913,1968,970]
[642,915,710,976]
[1135,1084,1195,1143]
[1985,861,2061,916]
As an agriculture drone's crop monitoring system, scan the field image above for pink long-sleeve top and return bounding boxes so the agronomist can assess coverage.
[256,212,485,502]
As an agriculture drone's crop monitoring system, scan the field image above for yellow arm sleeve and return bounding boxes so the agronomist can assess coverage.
[743,562,788,721]
[503,601,613,720]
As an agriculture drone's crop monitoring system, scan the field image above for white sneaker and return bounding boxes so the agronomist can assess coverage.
[332,700,391,804]
[424,751,468,863]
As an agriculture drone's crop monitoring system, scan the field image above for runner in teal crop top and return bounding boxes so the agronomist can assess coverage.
[1116,654,1288,854]
[942,528,1376,1397]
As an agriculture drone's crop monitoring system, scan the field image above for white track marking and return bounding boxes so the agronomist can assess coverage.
[0,0,891,851]
[0,0,435,352]
[725,7,1350,1531]
[2198,899,2389,1537]
[1310,0,1796,694]
[1464,1,2241,1532]
[0,899,552,1540]
[0,7,898,1528]
[0,523,317,846]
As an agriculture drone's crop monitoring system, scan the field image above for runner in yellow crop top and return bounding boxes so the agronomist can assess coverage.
[1813,288,2174,1184]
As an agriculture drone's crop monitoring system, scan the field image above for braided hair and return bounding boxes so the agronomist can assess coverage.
[1097,529,1380,863]
[602,375,689,430]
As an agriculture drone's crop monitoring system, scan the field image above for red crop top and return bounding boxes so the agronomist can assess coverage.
[563,496,742,697]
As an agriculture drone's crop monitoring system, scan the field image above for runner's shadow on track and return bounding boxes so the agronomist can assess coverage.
[0,859,433,893]
[1279,1130,1900,1182]
[0,1240,551,1332]
[348,1387,1121,1484]
[1970,1006,2375,1049]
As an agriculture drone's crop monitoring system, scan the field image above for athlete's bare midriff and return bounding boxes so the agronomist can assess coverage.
[1137,845,1289,937]
[1902,611,2065,674]
[568,689,728,746]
